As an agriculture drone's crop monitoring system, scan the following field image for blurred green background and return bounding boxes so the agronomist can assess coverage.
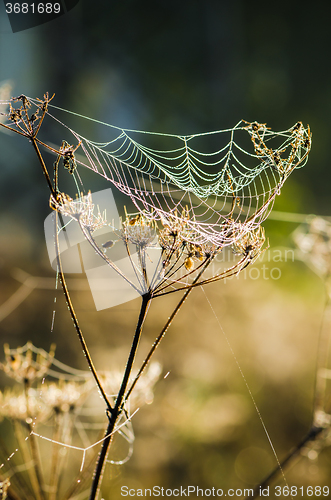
[1,1,331,498]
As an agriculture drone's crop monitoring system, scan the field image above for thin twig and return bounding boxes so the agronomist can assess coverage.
[79,224,141,294]
[53,211,112,412]
[125,257,213,402]
[23,381,45,500]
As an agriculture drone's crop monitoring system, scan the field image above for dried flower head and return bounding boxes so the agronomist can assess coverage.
[231,225,266,261]
[50,191,107,232]
[0,342,55,384]
[121,211,157,248]
[158,207,191,251]
[293,216,331,277]
[0,478,10,500]
[100,361,162,409]
[41,380,93,414]
[59,140,81,175]
[0,387,50,424]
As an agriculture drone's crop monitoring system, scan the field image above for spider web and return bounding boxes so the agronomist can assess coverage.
[0,96,321,497]
[22,98,311,248]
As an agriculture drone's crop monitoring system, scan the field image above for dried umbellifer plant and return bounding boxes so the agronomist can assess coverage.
[0,93,311,499]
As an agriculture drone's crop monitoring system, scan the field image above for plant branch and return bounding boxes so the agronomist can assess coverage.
[247,426,325,500]
[125,257,213,401]
[53,211,112,412]
[79,224,142,294]
[88,293,151,500]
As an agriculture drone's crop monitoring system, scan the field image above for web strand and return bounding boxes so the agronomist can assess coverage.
[200,286,291,496]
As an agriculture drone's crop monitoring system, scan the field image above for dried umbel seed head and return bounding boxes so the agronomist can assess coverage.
[158,208,193,252]
[58,140,81,175]
[49,191,73,211]
[41,380,93,414]
[191,244,204,261]
[0,478,10,500]
[9,107,22,123]
[121,211,157,248]
[100,361,162,409]
[50,191,107,232]
[0,342,56,384]
[0,387,51,423]
[231,225,266,261]
[293,216,331,277]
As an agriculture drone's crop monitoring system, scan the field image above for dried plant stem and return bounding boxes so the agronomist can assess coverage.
[88,257,215,499]
[30,137,57,198]
[79,224,141,294]
[126,259,213,402]
[5,485,22,500]
[249,278,331,499]
[13,421,40,500]
[26,423,45,500]
[89,293,151,500]
[53,209,112,413]
[23,381,45,500]
[48,414,62,500]
[248,426,324,500]
[8,103,112,412]
[0,436,31,500]
[314,286,331,415]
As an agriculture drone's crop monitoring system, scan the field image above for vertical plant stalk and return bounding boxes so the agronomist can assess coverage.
[313,284,331,417]
[0,435,31,500]
[11,98,112,411]
[125,258,213,402]
[50,189,112,413]
[17,111,111,409]
[48,413,63,500]
[23,382,45,500]
[30,137,57,198]
[88,293,151,500]
[55,412,76,496]
[25,424,45,500]
[13,421,41,500]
